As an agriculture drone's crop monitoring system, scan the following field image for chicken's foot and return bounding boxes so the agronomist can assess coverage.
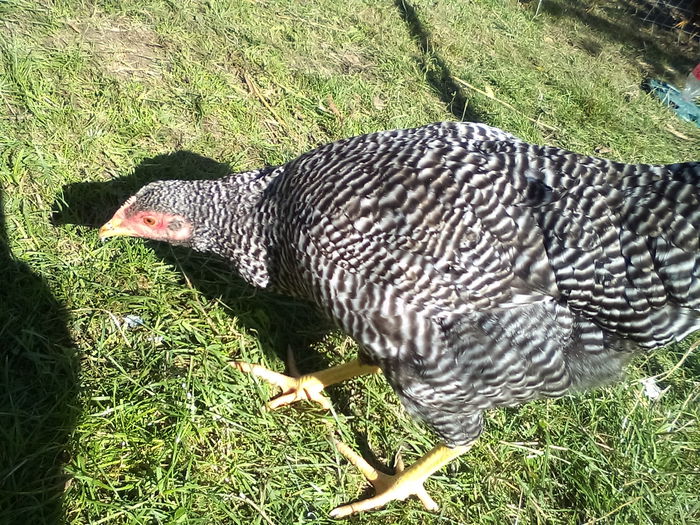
[330,439,471,518]
[232,351,380,410]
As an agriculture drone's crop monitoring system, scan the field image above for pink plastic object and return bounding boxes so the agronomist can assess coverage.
[681,63,700,103]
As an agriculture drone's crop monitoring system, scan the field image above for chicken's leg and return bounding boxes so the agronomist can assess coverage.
[330,439,472,518]
[232,353,380,410]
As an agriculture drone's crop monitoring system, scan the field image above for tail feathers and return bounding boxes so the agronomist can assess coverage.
[541,157,700,349]
[564,305,699,391]
[668,161,700,185]
[618,160,700,309]
[645,303,700,347]
[563,317,634,391]
[649,235,700,309]
[623,162,700,312]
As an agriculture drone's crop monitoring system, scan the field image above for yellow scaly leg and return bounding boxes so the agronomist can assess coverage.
[232,353,380,410]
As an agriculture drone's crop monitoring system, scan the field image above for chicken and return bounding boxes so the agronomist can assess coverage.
[99,122,700,517]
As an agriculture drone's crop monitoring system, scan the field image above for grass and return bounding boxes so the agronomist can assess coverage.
[1,0,699,523]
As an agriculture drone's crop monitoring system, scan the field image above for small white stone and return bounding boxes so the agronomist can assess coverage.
[122,315,144,329]
[640,377,662,400]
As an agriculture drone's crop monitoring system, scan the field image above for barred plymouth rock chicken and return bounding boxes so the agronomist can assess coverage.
[100,122,700,517]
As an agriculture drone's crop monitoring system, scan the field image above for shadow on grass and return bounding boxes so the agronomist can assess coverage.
[540,1,698,78]
[52,151,354,408]
[394,0,487,123]
[0,193,78,521]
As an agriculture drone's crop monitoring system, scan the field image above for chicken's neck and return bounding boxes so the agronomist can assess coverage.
[190,166,281,289]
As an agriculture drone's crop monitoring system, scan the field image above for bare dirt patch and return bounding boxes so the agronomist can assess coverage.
[58,17,165,81]
[294,42,378,79]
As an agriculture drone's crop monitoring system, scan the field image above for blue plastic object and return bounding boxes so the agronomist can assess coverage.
[644,79,700,128]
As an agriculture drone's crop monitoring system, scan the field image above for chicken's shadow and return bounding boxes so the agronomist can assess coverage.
[52,150,358,411]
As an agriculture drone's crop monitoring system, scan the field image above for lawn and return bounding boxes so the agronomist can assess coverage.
[1,0,699,524]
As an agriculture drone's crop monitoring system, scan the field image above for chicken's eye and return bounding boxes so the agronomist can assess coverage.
[143,216,157,226]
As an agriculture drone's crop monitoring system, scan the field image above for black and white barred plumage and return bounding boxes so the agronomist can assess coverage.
[128,122,700,446]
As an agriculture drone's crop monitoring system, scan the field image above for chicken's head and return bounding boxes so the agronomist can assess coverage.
[99,181,197,245]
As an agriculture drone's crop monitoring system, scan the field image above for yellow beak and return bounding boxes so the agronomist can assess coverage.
[99,217,133,240]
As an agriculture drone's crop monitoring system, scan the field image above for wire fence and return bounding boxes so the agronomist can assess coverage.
[632,0,699,32]
[534,1,699,35]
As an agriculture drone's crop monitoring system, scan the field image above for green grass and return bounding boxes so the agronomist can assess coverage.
[1,0,699,523]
